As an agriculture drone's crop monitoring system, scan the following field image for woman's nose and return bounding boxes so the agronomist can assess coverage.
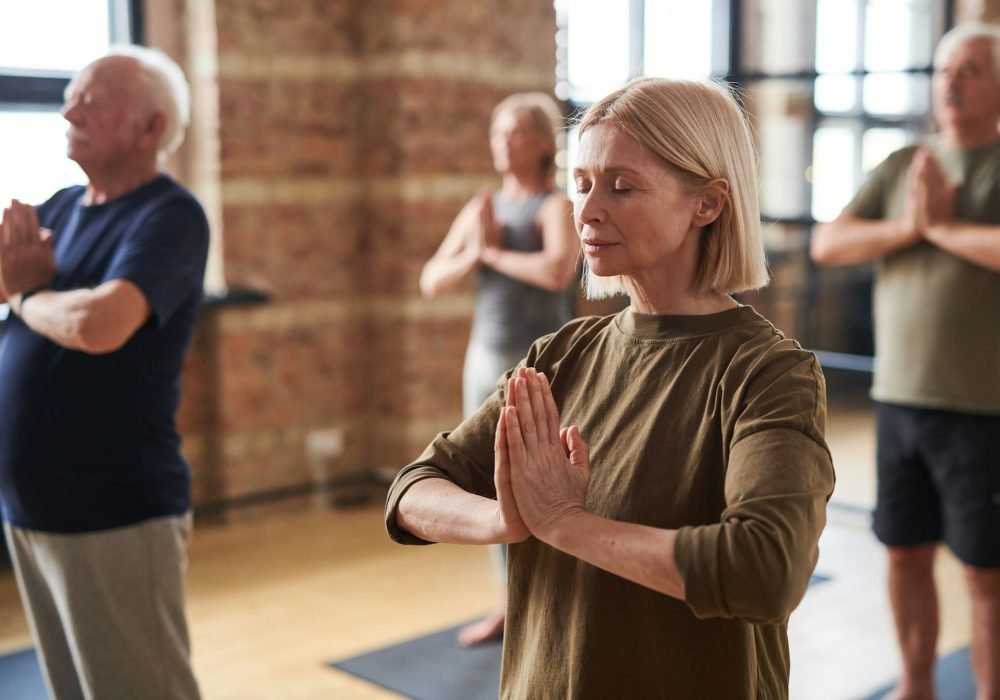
[575,191,604,225]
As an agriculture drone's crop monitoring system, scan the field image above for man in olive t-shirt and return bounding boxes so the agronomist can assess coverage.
[811,23,1000,700]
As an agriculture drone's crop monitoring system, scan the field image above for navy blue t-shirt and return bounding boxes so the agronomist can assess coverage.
[0,175,209,532]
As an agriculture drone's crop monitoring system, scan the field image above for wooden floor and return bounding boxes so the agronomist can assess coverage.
[0,390,977,699]
[0,505,499,699]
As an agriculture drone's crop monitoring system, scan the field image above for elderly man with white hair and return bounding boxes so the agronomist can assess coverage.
[0,45,206,699]
[813,22,1000,700]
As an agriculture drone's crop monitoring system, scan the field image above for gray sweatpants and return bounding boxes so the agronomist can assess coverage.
[4,514,201,700]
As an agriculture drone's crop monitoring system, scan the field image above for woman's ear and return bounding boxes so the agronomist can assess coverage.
[693,178,729,227]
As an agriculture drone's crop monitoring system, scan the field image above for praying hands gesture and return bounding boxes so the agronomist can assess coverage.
[468,190,504,259]
[905,148,956,236]
[0,200,55,300]
[496,367,591,540]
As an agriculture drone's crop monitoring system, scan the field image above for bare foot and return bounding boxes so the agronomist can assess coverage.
[457,609,505,646]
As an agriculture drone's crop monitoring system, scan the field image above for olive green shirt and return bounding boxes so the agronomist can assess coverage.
[385,306,835,699]
[846,137,1000,414]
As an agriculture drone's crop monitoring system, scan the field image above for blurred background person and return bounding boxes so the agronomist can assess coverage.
[0,46,207,699]
[811,22,1000,700]
[419,91,578,646]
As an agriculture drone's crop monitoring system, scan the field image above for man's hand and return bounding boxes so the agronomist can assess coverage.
[0,200,55,296]
[913,149,956,229]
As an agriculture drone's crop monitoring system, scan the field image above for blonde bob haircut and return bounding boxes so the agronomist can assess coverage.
[576,77,769,298]
[492,91,564,180]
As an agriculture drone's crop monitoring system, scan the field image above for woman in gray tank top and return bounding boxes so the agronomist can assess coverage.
[419,92,579,645]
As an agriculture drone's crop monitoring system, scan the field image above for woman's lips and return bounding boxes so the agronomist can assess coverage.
[582,238,617,255]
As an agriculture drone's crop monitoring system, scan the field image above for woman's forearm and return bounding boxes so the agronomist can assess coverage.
[539,509,685,600]
[396,477,509,545]
[479,247,577,291]
[419,247,479,298]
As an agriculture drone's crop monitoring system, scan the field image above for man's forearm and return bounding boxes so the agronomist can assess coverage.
[925,222,1000,272]
[811,217,919,265]
[15,288,93,351]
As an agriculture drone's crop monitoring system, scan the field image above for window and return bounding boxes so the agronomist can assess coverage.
[556,0,951,358]
[0,0,140,206]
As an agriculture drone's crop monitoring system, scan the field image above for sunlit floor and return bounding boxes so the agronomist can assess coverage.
[0,383,976,699]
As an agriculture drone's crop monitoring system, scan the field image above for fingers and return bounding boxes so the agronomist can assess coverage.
[538,373,561,440]
[503,406,526,466]
[526,372,549,443]
[7,201,40,247]
[507,367,562,449]
[1,206,11,247]
[495,407,508,470]
[565,425,590,471]
[24,203,40,238]
[513,374,539,449]
[10,200,31,246]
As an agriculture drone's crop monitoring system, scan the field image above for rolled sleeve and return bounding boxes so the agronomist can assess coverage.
[674,429,835,624]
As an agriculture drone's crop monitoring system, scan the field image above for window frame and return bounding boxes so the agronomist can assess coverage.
[556,0,955,359]
[0,0,142,109]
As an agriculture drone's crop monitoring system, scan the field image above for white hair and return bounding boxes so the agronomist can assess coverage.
[107,44,191,157]
[934,22,1000,78]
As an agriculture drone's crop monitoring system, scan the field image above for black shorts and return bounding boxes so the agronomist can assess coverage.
[873,402,1000,567]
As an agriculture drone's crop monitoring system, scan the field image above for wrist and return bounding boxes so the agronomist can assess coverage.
[15,287,46,317]
[923,221,949,242]
[535,505,588,549]
[479,245,500,267]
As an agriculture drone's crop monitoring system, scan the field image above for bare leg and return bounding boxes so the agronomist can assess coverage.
[886,544,939,700]
[965,565,1000,700]
[457,590,505,646]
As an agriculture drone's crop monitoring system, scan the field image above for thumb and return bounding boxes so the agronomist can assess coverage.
[39,228,54,245]
[566,425,589,469]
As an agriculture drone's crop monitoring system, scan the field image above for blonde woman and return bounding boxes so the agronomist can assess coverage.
[391,78,834,697]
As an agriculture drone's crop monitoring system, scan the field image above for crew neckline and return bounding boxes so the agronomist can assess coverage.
[614,304,761,341]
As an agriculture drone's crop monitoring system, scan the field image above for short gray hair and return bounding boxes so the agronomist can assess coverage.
[108,44,191,157]
[934,22,1000,78]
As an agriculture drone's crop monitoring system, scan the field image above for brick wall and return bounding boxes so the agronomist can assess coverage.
[158,0,558,519]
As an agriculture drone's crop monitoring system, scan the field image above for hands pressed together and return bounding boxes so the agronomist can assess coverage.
[492,366,591,544]
[468,190,504,264]
[0,200,55,301]
[903,148,956,240]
